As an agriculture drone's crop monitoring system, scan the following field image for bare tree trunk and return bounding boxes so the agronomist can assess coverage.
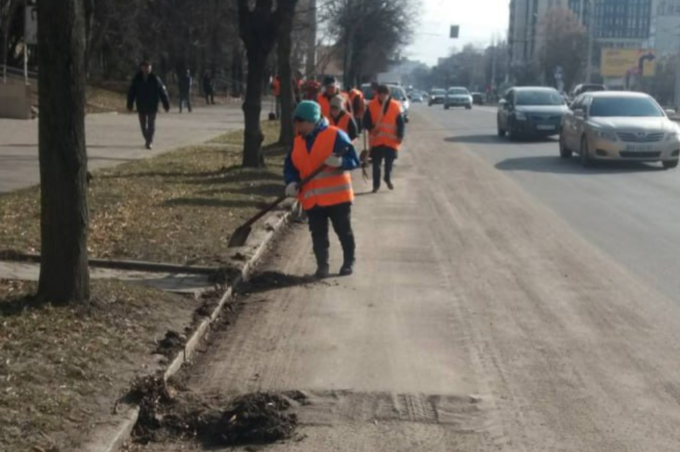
[277,2,297,147]
[242,49,265,167]
[37,0,90,303]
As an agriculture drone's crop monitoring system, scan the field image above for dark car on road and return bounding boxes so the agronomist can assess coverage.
[471,92,485,105]
[429,88,446,106]
[497,87,569,140]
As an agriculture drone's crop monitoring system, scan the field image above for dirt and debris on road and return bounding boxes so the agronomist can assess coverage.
[130,376,300,448]
[154,330,187,357]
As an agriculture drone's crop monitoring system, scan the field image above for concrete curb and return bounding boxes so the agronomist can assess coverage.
[77,200,296,452]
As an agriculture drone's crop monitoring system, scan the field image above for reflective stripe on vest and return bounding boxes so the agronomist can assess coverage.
[291,126,354,210]
[368,99,401,151]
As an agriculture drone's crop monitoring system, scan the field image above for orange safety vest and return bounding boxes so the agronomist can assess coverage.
[317,92,351,119]
[348,88,365,117]
[329,112,352,136]
[291,126,354,211]
[272,77,281,96]
[368,98,402,151]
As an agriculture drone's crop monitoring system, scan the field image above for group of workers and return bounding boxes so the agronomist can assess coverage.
[283,75,406,279]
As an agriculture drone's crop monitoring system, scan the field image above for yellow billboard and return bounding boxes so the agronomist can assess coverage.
[601,49,656,77]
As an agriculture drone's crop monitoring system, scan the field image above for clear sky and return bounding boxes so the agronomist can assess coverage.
[405,0,510,66]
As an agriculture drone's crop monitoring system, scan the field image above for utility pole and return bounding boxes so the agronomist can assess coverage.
[305,0,317,78]
[675,36,680,111]
[585,0,594,83]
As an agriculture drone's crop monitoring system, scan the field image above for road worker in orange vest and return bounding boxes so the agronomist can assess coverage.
[348,85,366,134]
[328,96,359,141]
[284,101,361,278]
[364,84,405,193]
[317,76,351,120]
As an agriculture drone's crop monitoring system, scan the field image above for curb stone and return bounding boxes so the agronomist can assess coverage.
[76,200,296,452]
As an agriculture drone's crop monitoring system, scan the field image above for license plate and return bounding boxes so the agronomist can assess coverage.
[536,124,555,131]
[626,144,654,152]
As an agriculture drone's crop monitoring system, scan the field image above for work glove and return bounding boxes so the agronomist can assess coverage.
[324,154,343,168]
[285,182,299,198]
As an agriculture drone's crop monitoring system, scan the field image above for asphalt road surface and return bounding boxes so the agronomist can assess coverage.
[134,106,680,451]
[422,103,680,306]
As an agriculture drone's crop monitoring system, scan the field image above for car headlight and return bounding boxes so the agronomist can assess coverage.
[515,111,527,121]
[667,130,679,141]
[594,129,617,141]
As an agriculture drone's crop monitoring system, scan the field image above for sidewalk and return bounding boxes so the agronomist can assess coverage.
[0,104,247,193]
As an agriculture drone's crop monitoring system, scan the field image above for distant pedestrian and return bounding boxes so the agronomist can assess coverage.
[203,71,215,105]
[364,84,405,193]
[284,101,360,278]
[294,70,304,104]
[328,96,359,141]
[272,75,281,119]
[127,60,170,150]
[178,69,193,113]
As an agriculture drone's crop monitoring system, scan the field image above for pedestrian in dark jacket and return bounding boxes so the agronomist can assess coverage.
[203,71,215,105]
[178,69,193,113]
[127,61,170,149]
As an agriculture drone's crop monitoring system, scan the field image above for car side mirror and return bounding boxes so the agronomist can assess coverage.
[574,108,586,118]
[665,109,676,116]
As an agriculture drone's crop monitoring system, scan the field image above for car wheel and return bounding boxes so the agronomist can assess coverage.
[663,160,679,169]
[580,135,592,168]
[444,104,450,110]
[466,105,472,110]
[559,133,572,159]
[497,126,505,137]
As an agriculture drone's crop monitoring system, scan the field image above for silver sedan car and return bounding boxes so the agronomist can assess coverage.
[560,91,680,169]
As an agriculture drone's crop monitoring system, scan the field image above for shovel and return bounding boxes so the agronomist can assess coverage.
[228,163,329,248]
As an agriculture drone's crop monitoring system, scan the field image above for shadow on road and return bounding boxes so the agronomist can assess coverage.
[445,135,557,145]
[495,156,666,174]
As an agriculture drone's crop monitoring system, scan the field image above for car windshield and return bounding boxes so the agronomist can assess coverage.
[516,90,564,106]
[589,97,664,117]
[448,88,468,95]
[431,89,445,95]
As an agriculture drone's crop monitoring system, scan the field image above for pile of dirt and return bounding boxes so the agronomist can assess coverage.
[154,330,186,357]
[193,393,298,446]
[131,377,300,447]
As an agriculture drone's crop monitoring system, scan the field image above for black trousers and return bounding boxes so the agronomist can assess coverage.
[307,202,355,267]
[371,146,398,189]
[138,112,157,145]
[205,91,215,104]
[179,93,192,112]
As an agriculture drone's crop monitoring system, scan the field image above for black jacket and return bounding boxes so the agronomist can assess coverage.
[127,72,170,114]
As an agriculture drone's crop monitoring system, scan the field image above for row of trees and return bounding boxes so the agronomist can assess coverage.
[28,0,418,303]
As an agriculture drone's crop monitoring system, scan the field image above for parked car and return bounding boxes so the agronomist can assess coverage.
[389,84,410,122]
[497,87,568,139]
[444,87,473,110]
[410,92,424,103]
[471,92,485,105]
[569,83,606,102]
[429,89,446,106]
[359,83,410,122]
[559,91,680,169]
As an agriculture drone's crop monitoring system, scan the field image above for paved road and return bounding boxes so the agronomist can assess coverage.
[419,103,680,306]
[0,104,246,193]
[136,108,680,451]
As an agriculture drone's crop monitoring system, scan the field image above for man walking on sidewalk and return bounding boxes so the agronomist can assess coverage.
[127,61,170,150]
[284,101,361,278]
[364,84,405,193]
[178,69,193,113]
